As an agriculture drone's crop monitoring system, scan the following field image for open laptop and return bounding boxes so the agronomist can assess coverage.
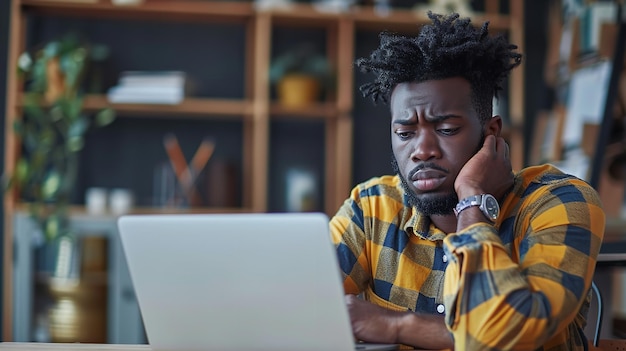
[117,212,398,351]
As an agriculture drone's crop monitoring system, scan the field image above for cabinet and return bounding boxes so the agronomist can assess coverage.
[11,212,145,344]
[2,0,525,341]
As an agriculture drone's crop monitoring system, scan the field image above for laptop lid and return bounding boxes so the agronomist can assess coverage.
[117,212,396,351]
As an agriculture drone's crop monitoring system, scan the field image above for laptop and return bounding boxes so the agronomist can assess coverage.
[117,212,398,351]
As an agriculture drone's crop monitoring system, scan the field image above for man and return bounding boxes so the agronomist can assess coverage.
[330,12,605,350]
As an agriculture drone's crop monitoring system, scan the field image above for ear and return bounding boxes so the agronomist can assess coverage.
[485,115,503,137]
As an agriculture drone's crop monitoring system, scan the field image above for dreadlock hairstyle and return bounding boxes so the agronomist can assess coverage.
[356,11,522,124]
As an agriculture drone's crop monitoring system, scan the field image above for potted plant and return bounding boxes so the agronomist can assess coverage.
[7,33,115,245]
[5,33,116,343]
[269,44,333,108]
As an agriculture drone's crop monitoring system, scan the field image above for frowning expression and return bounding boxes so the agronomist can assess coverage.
[390,77,484,214]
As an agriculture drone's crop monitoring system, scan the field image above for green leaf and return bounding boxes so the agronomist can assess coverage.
[42,170,61,200]
[14,158,29,184]
[23,126,43,153]
[59,33,80,53]
[67,135,84,152]
[61,55,80,90]
[23,94,45,122]
[49,105,64,122]
[73,47,87,63]
[68,117,88,138]
[45,215,60,241]
[30,59,48,93]
[35,129,56,153]
[43,41,60,59]
[95,108,115,127]
[30,148,46,167]
[66,97,84,120]
[269,44,331,84]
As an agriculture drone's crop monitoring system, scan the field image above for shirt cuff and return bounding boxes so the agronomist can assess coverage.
[443,222,504,255]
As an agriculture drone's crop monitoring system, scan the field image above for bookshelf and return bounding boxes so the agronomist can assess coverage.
[2,0,525,342]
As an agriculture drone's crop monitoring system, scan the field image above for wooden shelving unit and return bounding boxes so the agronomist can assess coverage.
[2,0,525,341]
[19,94,255,117]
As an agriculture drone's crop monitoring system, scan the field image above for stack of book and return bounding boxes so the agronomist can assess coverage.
[107,71,186,104]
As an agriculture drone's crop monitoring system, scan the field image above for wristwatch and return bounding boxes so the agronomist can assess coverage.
[453,194,500,223]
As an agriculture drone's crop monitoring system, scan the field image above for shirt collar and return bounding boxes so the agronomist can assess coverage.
[402,204,447,242]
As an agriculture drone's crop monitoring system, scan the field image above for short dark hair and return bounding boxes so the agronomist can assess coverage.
[356,12,522,124]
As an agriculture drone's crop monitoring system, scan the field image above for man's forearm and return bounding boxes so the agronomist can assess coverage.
[346,294,453,349]
[395,311,454,349]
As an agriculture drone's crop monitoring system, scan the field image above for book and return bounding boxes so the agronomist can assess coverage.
[118,71,186,87]
[107,91,184,104]
[107,71,186,104]
[107,87,184,104]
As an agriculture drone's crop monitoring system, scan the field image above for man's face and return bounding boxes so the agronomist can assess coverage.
[390,78,484,215]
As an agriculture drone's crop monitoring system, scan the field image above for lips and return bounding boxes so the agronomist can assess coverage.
[411,169,446,191]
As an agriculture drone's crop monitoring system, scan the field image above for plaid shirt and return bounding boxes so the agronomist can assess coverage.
[330,164,605,350]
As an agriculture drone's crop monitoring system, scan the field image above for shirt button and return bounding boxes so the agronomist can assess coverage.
[442,255,448,263]
[437,304,445,314]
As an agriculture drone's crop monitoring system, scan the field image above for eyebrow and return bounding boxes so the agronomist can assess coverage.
[392,114,462,125]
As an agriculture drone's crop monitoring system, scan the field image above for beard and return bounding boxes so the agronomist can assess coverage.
[391,155,458,216]
[390,132,485,216]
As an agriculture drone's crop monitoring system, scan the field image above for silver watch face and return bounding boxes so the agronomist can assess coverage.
[483,194,500,221]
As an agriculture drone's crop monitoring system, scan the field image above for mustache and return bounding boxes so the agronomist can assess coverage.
[408,162,450,179]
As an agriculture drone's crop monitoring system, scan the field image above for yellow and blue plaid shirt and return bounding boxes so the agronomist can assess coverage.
[330,164,605,350]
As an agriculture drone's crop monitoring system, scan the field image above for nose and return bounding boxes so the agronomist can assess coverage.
[410,130,441,161]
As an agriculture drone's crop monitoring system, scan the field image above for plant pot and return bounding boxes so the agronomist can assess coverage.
[277,74,320,108]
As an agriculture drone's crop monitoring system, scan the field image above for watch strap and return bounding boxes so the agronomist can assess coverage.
[453,195,483,216]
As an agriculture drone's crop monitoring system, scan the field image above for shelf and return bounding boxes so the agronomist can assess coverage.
[18,94,253,118]
[83,96,252,118]
[265,3,512,31]
[18,95,342,120]
[270,102,338,119]
[21,0,512,31]
[350,6,512,32]
[21,0,255,23]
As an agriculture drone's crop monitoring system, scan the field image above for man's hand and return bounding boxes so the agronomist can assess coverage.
[345,294,454,349]
[454,135,513,201]
[345,294,399,344]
